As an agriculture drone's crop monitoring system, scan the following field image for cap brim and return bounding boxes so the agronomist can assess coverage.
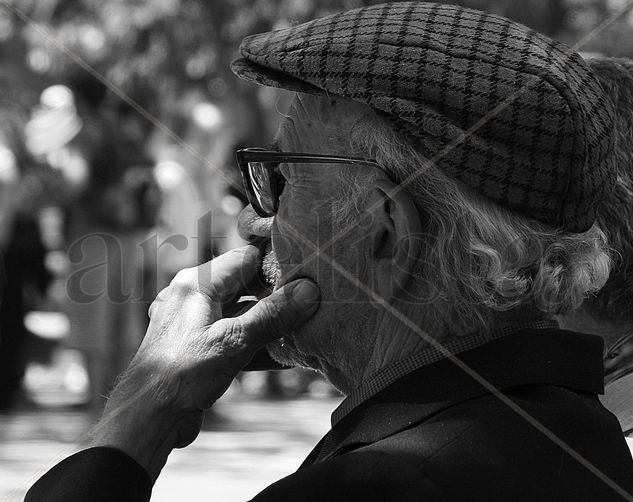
[230,58,325,95]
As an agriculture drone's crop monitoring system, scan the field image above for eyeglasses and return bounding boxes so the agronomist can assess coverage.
[235,147,381,217]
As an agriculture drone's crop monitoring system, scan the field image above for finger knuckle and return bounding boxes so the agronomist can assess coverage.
[148,300,158,319]
[227,247,245,258]
[148,287,169,318]
[170,268,197,292]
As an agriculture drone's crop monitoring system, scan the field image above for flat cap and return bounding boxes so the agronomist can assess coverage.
[231,2,615,232]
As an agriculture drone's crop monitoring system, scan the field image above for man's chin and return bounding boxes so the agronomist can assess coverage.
[267,339,322,371]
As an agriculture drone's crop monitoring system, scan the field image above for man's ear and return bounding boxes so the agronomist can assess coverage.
[364,179,423,303]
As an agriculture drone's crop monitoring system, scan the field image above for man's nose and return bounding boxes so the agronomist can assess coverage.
[237,205,273,243]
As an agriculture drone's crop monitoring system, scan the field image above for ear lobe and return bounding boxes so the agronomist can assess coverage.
[367,179,423,303]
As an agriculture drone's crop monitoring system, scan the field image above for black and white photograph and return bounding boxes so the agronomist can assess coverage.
[1,1,633,500]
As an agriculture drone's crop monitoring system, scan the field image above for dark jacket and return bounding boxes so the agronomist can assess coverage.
[26,329,633,501]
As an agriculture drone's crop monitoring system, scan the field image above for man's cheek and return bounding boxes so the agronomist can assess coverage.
[271,221,311,274]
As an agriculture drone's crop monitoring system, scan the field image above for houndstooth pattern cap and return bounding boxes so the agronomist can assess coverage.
[231,2,615,232]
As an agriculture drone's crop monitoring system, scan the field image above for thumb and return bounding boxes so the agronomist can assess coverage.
[236,279,320,349]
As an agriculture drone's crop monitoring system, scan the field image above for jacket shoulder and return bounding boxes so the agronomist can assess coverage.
[250,449,446,502]
[357,390,633,500]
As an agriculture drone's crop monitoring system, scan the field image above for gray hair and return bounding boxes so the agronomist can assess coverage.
[337,111,611,334]
[583,57,633,322]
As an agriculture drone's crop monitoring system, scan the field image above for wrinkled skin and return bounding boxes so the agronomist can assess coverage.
[91,245,319,481]
[238,94,395,392]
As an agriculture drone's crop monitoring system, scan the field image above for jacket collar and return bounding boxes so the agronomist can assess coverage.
[301,328,604,468]
[331,320,559,427]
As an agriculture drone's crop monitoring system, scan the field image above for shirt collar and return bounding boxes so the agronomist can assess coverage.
[331,320,559,427]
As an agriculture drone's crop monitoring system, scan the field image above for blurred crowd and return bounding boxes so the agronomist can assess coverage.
[0,80,331,415]
[0,81,212,410]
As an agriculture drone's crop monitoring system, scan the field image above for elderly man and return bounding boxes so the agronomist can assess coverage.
[561,56,633,435]
[27,3,633,501]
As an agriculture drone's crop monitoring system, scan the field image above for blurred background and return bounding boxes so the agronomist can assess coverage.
[0,0,632,500]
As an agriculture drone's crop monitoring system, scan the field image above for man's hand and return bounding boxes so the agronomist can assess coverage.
[89,245,320,482]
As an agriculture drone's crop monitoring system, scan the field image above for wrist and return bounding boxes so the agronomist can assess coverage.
[88,368,200,482]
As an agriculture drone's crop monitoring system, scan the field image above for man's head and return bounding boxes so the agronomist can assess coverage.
[234,3,615,392]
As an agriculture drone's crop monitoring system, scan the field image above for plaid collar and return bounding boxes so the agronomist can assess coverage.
[331,320,559,427]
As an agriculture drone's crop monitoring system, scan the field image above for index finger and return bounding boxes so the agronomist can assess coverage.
[192,245,262,303]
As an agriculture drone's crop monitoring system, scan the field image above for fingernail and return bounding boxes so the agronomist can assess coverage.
[292,280,320,308]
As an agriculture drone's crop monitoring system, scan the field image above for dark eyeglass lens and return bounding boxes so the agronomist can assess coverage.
[248,162,274,213]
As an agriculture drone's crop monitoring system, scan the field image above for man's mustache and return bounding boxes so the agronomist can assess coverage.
[261,241,281,288]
